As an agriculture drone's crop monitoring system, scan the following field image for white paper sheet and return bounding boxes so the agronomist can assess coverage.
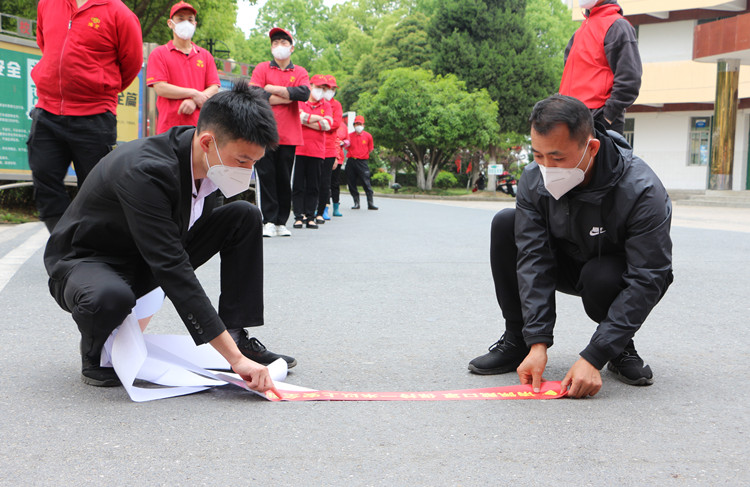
[101,313,294,402]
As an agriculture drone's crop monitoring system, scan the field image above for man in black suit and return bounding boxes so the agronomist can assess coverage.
[44,82,296,389]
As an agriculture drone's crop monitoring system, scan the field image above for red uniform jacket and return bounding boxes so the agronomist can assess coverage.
[347,130,373,160]
[32,0,143,116]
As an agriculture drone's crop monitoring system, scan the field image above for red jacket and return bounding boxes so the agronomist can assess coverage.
[32,0,143,116]
[324,98,343,158]
[559,3,623,109]
[347,130,373,160]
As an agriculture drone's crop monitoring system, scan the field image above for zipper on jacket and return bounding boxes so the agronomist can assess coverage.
[58,16,74,114]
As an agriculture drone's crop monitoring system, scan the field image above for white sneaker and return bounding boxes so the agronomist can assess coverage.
[275,225,291,237]
[262,222,277,238]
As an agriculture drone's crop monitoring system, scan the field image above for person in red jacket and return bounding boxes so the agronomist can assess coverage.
[146,2,220,134]
[250,27,311,238]
[292,74,332,228]
[27,0,143,232]
[332,114,350,217]
[316,74,343,222]
[346,115,377,210]
[559,0,641,135]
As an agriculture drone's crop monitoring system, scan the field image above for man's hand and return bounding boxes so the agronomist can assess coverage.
[517,343,548,393]
[230,356,274,393]
[191,89,209,107]
[560,357,602,398]
[178,99,197,115]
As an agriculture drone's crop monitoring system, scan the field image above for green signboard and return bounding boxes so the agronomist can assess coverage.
[0,36,40,179]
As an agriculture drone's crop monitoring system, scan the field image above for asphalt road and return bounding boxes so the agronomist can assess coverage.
[0,197,748,486]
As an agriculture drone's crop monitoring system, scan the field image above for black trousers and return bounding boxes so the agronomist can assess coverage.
[346,158,374,203]
[317,156,335,215]
[330,164,342,204]
[490,208,626,342]
[53,201,265,361]
[255,144,296,225]
[27,108,116,223]
[292,155,322,220]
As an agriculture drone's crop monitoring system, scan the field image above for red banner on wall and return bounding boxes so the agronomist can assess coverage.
[268,381,567,402]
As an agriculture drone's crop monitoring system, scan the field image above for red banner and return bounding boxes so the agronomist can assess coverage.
[268,381,567,402]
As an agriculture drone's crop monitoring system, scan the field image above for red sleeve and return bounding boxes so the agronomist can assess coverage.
[329,100,342,132]
[367,133,374,153]
[295,66,310,88]
[204,51,220,87]
[116,6,144,91]
[249,63,266,87]
[146,47,167,86]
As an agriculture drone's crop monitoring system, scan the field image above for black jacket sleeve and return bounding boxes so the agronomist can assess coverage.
[602,18,642,123]
[287,85,310,102]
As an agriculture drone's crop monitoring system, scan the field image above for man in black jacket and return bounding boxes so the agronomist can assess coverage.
[45,82,296,389]
[468,95,672,398]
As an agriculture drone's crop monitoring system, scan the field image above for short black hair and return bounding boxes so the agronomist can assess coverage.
[270,32,292,44]
[197,80,279,150]
[529,94,594,147]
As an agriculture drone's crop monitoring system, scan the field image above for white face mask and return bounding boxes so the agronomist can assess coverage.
[205,136,255,198]
[579,0,600,9]
[310,87,325,101]
[354,125,364,134]
[323,89,335,101]
[271,45,292,60]
[538,140,592,200]
[173,20,196,40]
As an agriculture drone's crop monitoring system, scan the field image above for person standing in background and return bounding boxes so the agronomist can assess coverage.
[28,0,143,232]
[146,2,220,134]
[292,74,332,229]
[250,27,310,238]
[316,74,343,222]
[346,115,377,211]
[559,0,642,135]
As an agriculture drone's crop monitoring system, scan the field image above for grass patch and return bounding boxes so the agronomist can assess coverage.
[0,208,39,224]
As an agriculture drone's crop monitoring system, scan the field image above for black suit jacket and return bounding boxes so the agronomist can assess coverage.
[44,126,225,344]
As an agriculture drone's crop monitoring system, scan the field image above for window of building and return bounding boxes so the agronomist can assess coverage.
[688,117,711,166]
[623,118,635,147]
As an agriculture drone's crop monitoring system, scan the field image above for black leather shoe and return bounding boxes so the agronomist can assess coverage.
[606,340,653,386]
[367,204,378,210]
[237,332,297,368]
[468,334,529,375]
[81,355,121,387]
[351,203,360,209]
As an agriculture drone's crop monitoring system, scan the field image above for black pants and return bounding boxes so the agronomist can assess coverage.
[346,158,374,203]
[317,156,335,215]
[27,108,116,223]
[255,144,296,225]
[490,208,626,342]
[292,155,322,220]
[331,164,342,204]
[53,201,265,361]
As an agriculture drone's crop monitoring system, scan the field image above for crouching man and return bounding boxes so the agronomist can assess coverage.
[469,94,672,398]
[45,81,296,390]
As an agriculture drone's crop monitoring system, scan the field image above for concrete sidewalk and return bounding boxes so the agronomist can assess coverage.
[0,198,747,485]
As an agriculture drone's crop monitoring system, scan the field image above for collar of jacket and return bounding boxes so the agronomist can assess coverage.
[586,1,624,18]
[270,59,296,71]
[176,126,196,231]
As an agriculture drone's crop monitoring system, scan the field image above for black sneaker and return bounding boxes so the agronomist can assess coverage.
[606,341,654,386]
[237,332,297,369]
[81,355,121,387]
[468,334,530,375]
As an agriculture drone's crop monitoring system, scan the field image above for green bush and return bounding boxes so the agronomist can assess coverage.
[434,171,458,189]
[370,172,393,188]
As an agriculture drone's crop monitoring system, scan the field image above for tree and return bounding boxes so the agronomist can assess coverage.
[341,11,432,109]
[429,0,558,134]
[358,68,500,190]
[526,0,578,83]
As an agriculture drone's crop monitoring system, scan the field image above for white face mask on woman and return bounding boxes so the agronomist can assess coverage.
[323,89,335,101]
[205,136,254,198]
[537,140,592,200]
[173,20,196,40]
[310,87,325,101]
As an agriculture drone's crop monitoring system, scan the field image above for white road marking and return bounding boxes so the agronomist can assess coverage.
[0,224,48,293]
